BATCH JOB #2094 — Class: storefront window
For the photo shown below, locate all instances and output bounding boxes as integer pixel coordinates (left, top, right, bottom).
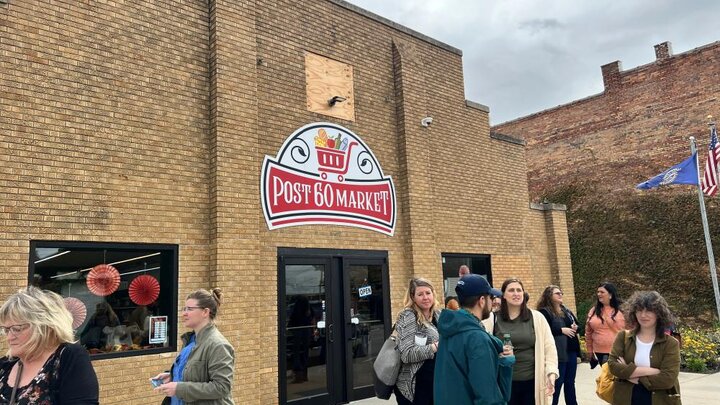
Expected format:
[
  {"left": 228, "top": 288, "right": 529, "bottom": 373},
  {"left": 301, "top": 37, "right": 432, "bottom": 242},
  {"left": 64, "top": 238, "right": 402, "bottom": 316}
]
[
  {"left": 441, "top": 253, "right": 492, "bottom": 298},
  {"left": 28, "top": 241, "right": 178, "bottom": 359}
]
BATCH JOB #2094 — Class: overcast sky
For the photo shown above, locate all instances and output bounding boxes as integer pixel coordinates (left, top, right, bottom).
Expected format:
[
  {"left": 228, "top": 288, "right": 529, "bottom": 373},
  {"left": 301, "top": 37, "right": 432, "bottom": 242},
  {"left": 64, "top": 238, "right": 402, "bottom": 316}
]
[{"left": 347, "top": 0, "right": 720, "bottom": 125}]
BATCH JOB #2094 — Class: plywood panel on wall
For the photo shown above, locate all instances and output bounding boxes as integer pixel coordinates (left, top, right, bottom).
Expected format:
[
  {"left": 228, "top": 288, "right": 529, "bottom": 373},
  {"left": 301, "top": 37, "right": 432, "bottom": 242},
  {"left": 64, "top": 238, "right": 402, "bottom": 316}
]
[{"left": 306, "top": 51, "right": 355, "bottom": 121}]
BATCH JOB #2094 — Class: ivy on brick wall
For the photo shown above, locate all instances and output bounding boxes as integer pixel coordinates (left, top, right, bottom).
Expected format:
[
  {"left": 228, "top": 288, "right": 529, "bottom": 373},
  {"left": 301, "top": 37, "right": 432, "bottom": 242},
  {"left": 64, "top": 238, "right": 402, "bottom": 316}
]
[{"left": 543, "top": 183, "right": 718, "bottom": 325}]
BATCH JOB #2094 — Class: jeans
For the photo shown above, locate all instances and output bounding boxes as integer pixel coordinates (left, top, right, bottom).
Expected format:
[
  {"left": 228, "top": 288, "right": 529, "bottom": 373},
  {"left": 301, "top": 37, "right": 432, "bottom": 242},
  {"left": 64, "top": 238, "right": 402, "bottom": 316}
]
[{"left": 552, "top": 352, "right": 578, "bottom": 405}]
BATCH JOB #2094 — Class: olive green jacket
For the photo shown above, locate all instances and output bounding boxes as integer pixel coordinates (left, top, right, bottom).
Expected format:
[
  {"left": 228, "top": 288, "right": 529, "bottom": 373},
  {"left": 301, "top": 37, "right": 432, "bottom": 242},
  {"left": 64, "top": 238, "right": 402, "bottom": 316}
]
[
  {"left": 171, "top": 323, "right": 235, "bottom": 405},
  {"left": 608, "top": 329, "right": 681, "bottom": 405}
]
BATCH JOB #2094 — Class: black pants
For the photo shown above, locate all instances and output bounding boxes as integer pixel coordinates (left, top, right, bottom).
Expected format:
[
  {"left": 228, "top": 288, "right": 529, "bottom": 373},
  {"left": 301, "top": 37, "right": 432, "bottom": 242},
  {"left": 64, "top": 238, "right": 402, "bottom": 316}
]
[
  {"left": 596, "top": 352, "right": 610, "bottom": 365},
  {"left": 631, "top": 384, "right": 652, "bottom": 405},
  {"left": 394, "top": 386, "right": 433, "bottom": 405},
  {"left": 509, "top": 379, "right": 535, "bottom": 405}
]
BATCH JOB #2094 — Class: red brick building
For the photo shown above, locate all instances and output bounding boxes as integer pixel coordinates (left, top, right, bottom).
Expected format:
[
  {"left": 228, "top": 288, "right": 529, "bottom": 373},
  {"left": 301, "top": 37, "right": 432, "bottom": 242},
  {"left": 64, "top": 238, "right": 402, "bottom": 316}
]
[{"left": 493, "top": 41, "right": 720, "bottom": 201}]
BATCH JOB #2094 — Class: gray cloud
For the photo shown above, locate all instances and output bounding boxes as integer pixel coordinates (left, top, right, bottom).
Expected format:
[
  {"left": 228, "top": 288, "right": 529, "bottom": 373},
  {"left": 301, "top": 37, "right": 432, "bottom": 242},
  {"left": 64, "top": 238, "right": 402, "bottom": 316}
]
[
  {"left": 518, "top": 18, "right": 564, "bottom": 35},
  {"left": 348, "top": 0, "right": 720, "bottom": 124}
]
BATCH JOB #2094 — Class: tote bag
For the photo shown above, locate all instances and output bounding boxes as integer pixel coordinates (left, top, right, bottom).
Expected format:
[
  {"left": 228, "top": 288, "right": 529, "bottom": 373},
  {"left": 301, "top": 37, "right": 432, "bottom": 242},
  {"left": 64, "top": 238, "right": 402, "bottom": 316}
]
[
  {"left": 595, "top": 362, "right": 615, "bottom": 403},
  {"left": 372, "top": 331, "right": 400, "bottom": 399}
]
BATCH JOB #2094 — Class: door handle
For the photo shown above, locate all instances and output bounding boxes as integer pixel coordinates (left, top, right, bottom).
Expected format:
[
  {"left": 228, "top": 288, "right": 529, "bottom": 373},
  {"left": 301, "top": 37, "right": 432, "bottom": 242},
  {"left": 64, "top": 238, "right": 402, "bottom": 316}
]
[{"left": 328, "top": 323, "right": 334, "bottom": 343}]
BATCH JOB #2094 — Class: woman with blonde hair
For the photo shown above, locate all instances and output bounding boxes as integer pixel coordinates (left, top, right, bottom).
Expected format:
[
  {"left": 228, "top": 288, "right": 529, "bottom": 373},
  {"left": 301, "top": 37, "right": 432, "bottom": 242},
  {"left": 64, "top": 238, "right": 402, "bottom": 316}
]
[
  {"left": 394, "top": 278, "right": 441, "bottom": 405},
  {"left": 151, "top": 288, "right": 235, "bottom": 405},
  {"left": 0, "top": 286, "right": 99, "bottom": 404}
]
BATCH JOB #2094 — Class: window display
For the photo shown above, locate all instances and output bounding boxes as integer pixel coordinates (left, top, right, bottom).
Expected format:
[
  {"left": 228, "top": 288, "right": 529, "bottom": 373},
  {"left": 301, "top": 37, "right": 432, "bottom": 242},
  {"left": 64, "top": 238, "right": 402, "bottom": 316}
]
[{"left": 28, "top": 241, "right": 178, "bottom": 359}]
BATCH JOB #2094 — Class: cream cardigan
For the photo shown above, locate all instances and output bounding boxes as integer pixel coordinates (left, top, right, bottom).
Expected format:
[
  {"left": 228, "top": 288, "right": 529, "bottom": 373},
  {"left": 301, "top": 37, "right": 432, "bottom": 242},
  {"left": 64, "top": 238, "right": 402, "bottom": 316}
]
[{"left": 483, "top": 310, "right": 559, "bottom": 405}]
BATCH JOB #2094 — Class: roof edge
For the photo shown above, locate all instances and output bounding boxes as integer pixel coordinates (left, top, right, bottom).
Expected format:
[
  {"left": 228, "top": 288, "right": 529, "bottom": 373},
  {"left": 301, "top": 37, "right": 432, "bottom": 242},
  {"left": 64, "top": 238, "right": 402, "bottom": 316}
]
[
  {"left": 328, "top": 0, "right": 463, "bottom": 56},
  {"left": 466, "top": 100, "right": 490, "bottom": 112},
  {"left": 490, "top": 131, "right": 526, "bottom": 146}
]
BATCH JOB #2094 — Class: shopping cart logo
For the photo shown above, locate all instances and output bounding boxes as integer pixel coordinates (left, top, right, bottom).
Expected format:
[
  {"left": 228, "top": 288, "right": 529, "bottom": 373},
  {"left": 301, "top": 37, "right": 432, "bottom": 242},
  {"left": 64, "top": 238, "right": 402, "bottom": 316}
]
[{"left": 261, "top": 122, "right": 396, "bottom": 236}]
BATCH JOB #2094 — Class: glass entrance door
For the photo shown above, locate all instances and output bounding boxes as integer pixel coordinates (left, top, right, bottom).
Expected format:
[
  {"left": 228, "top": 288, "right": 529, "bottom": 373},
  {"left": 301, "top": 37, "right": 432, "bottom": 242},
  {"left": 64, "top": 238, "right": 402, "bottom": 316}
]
[
  {"left": 345, "top": 261, "right": 388, "bottom": 400},
  {"left": 279, "top": 249, "right": 390, "bottom": 405}
]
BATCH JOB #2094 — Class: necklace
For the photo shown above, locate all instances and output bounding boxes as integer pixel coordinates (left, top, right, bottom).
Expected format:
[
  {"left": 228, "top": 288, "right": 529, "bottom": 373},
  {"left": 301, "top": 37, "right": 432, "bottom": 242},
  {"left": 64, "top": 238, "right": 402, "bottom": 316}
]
[{"left": 9, "top": 361, "right": 23, "bottom": 405}]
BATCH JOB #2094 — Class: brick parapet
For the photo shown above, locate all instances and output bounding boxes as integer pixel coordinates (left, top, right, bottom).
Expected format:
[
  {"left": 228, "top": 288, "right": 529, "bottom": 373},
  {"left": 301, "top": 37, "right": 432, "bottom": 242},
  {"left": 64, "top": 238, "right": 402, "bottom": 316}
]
[{"left": 493, "top": 40, "right": 720, "bottom": 202}]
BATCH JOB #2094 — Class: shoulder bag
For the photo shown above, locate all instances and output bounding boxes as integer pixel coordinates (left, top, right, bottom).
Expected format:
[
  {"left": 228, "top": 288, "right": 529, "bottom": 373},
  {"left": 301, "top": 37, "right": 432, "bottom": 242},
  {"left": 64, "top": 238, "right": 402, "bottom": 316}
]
[
  {"left": 595, "top": 362, "right": 615, "bottom": 403},
  {"left": 372, "top": 327, "right": 400, "bottom": 400}
]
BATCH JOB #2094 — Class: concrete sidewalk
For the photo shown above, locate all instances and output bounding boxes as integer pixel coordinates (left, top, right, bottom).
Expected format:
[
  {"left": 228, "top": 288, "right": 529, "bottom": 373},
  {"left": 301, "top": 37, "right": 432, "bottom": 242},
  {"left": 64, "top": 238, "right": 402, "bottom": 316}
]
[{"left": 351, "top": 362, "right": 720, "bottom": 404}]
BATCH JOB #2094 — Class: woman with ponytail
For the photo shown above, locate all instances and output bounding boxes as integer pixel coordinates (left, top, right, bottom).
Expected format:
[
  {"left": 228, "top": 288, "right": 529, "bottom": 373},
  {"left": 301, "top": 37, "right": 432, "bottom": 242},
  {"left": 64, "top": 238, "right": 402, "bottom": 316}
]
[{"left": 151, "top": 288, "right": 235, "bottom": 405}]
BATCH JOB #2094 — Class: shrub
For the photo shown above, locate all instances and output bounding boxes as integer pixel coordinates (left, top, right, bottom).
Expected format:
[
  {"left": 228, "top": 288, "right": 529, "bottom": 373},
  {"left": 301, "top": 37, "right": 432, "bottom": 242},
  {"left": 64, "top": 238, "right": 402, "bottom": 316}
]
[
  {"left": 685, "top": 357, "right": 707, "bottom": 373},
  {"left": 680, "top": 326, "right": 720, "bottom": 372}
]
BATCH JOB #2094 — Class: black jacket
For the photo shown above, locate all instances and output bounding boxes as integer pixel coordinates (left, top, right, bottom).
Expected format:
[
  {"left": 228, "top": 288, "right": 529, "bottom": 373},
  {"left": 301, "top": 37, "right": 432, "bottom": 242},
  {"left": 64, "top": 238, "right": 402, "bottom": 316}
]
[
  {"left": 0, "top": 343, "right": 99, "bottom": 405},
  {"left": 539, "top": 306, "right": 581, "bottom": 362}
]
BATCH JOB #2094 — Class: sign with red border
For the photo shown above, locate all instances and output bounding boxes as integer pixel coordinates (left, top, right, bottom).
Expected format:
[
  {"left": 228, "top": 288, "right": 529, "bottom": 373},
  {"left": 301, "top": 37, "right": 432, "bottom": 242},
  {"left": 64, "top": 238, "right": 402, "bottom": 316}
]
[{"left": 261, "top": 123, "right": 396, "bottom": 236}]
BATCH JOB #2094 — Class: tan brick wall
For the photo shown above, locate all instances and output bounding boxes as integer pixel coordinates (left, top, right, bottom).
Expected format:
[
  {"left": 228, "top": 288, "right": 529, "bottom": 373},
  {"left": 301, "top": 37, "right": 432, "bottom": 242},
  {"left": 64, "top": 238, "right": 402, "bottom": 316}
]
[
  {"left": 527, "top": 204, "right": 577, "bottom": 311},
  {"left": 0, "top": 1, "right": 211, "bottom": 403},
  {"left": 1, "top": 0, "right": 573, "bottom": 403}
]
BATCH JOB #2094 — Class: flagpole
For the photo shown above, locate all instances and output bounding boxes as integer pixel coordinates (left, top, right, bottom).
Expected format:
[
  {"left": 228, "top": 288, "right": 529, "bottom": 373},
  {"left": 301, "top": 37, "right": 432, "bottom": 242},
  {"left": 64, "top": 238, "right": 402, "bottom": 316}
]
[{"left": 691, "top": 135, "right": 720, "bottom": 322}]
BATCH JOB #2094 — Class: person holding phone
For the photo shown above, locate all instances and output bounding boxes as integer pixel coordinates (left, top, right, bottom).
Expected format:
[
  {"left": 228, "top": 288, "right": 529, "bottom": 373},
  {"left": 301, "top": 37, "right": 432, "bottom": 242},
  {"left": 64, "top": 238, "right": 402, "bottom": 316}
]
[{"left": 150, "top": 288, "right": 235, "bottom": 405}]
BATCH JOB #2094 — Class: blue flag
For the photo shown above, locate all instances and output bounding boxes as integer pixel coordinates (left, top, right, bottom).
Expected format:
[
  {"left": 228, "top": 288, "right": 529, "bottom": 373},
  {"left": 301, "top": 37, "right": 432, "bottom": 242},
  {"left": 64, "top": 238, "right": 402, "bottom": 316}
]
[{"left": 636, "top": 153, "right": 699, "bottom": 189}]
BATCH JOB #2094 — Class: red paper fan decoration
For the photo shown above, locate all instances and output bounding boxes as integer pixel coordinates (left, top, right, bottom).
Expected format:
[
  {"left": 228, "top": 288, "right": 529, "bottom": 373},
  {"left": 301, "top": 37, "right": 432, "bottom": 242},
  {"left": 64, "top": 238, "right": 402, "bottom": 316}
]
[
  {"left": 129, "top": 275, "right": 160, "bottom": 306},
  {"left": 86, "top": 264, "right": 121, "bottom": 297},
  {"left": 63, "top": 297, "right": 87, "bottom": 329}
]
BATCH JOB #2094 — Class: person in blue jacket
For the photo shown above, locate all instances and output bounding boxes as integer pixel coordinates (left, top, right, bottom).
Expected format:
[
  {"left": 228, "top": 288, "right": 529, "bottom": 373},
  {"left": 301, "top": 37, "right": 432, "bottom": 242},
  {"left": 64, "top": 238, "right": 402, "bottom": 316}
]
[{"left": 434, "top": 274, "right": 515, "bottom": 405}]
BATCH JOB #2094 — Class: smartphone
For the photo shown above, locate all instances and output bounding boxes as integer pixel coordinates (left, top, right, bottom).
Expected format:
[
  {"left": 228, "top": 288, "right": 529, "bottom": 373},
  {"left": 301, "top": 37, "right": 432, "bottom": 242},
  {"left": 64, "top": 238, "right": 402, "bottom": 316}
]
[{"left": 150, "top": 378, "right": 164, "bottom": 388}]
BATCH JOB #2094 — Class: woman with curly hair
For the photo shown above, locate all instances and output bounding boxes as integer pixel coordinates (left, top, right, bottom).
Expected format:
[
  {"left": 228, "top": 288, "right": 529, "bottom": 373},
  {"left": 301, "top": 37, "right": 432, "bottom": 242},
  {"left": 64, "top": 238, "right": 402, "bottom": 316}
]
[
  {"left": 607, "top": 291, "right": 681, "bottom": 405},
  {"left": 537, "top": 285, "right": 580, "bottom": 405},
  {"left": 585, "top": 282, "right": 625, "bottom": 367}
]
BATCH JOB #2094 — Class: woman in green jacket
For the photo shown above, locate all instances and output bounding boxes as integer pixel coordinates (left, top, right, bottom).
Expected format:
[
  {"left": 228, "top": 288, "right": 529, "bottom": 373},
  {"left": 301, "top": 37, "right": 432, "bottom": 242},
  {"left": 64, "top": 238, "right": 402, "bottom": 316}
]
[
  {"left": 608, "top": 291, "right": 681, "bottom": 405},
  {"left": 151, "top": 288, "right": 235, "bottom": 405}
]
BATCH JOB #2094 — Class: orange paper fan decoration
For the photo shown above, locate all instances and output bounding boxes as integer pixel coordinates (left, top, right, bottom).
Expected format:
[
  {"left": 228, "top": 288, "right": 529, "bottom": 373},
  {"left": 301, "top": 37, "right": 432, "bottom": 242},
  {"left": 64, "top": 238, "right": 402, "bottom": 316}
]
[
  {"left": 86, "top": 264, "right": 121, "bottom": 297},
  {"left": 63, "top": 297, "right": 87, "bottom": 329},
  {"left": 129, "top": 275, "right": 160, "bottom": 306}
]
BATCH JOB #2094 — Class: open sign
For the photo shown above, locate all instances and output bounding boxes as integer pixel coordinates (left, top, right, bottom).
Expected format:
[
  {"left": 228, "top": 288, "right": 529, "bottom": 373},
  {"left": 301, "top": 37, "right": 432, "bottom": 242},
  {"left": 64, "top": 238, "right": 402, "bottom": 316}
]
[{"left": 358, "top": 285, "right": 372, "bottom": 298}]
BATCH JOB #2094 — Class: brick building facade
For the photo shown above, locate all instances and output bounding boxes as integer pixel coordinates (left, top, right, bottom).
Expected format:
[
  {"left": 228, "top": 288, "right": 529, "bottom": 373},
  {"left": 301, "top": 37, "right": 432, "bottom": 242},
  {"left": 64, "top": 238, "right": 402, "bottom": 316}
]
[
  {"left": 493, "top": 40, "right": 720, "bottom": 201},
  {"left": 1, "top": 1, "right": 572, "bottom": 404}
]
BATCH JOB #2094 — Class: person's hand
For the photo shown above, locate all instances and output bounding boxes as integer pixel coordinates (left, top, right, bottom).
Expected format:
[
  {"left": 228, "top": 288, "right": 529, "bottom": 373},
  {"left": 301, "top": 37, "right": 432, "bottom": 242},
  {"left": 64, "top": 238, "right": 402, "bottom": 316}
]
[
  {"left": 628, "top": 377, "right": 639, "bottom": 384},
  {"left": 155, "top": 381, "right": 178, "bottom": 397},
  {"left": 618, "top": 357, "right": 626, "bottom": 365},
  {"left": 431, "top": 342, "right": 438, "bottom": 353},
  {"left": 150, "top": 372, "right": 171, "bottom": 384},
  {"left": 561, "top": 327, "right": 576, "bottom": 338},
  {"left": 501, "top": 345, "right": 514, "bottom": 357},
  {"left": 545, "top": 374, "right": 556, "bottom": 396}
]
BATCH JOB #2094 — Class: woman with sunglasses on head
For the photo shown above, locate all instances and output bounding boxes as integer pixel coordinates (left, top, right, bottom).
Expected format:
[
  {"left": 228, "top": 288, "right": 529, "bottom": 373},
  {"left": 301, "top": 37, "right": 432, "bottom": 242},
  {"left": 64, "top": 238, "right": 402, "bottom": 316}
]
[
  {"left": 394, "top": 278, "right": 441, "bottom": 405},
  {"left": 151, "top": 288, "right": 235, "bottom": 405},
  {"left": 484, "top": 278, "right": 558, "bottom": 405},
  {"left": 585, "top": 282, "right": 625, "bottom": 368},
  {"left": 0, "top": 286, "right": 99, "bottom": 404},
  {"left": 607, "top": 291, "right": 681, "bottom": 405},
  {"left": 537, "top": 286, "right": 580, "bottom": 405}
]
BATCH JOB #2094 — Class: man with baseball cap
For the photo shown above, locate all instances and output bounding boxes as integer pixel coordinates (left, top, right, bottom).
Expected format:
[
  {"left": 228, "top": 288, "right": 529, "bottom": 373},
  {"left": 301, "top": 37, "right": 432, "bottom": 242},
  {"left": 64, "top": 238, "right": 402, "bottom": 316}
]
[{"left": 434, "top": 274, "right": 514, "bottom": 404}]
